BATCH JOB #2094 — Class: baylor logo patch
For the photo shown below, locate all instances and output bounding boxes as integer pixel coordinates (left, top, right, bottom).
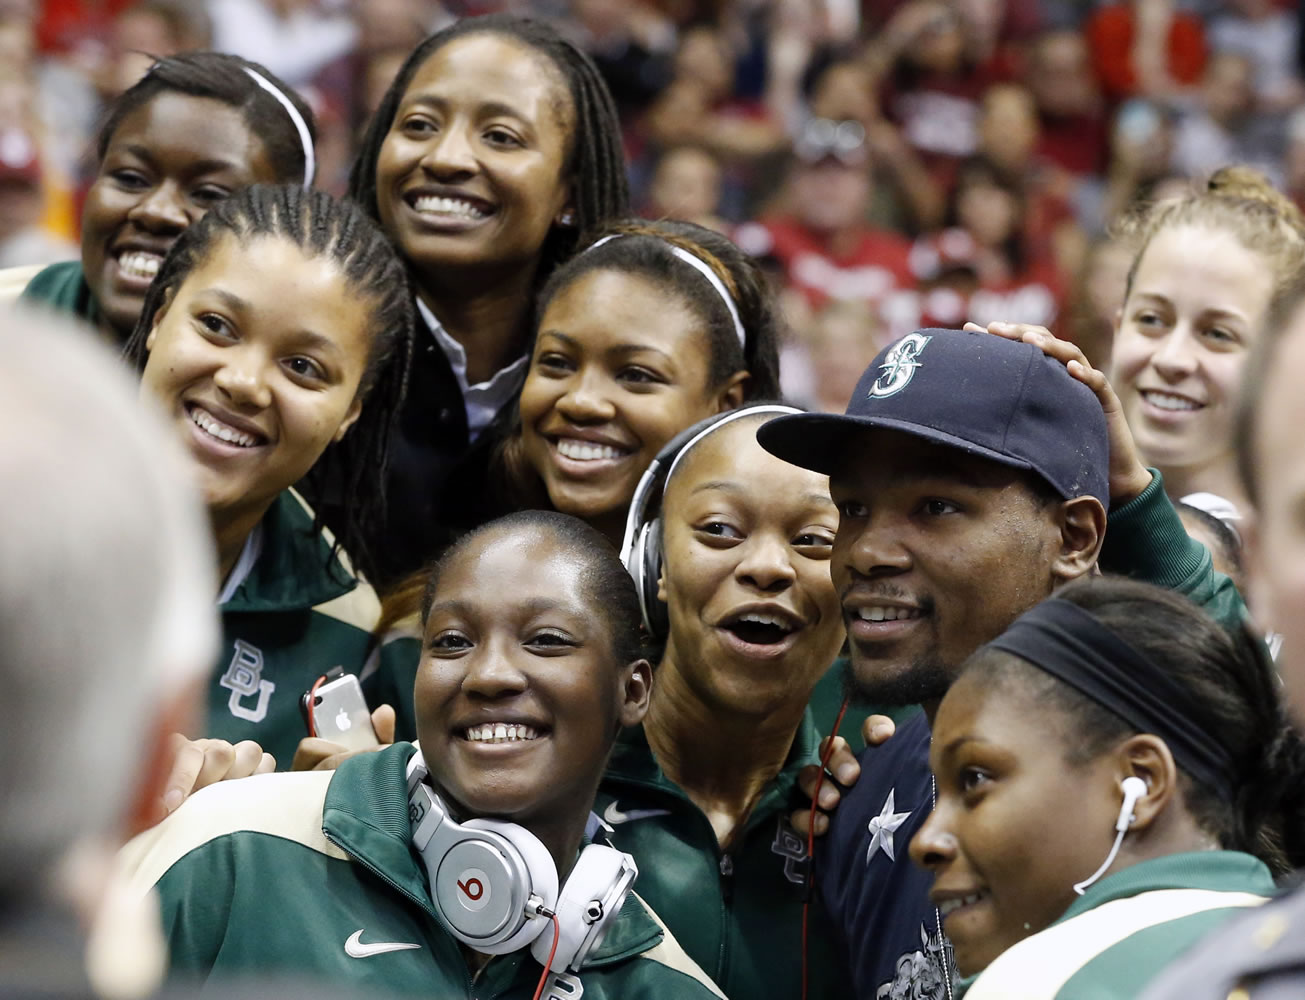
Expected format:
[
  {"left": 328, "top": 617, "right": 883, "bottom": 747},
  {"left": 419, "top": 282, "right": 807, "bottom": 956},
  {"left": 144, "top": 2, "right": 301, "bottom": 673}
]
[
  {"left": 219, "top": 639, "right": 275, "bottom": 723},
  {"left": 868, "top": 332, "right": 932, "bottom": 398}
]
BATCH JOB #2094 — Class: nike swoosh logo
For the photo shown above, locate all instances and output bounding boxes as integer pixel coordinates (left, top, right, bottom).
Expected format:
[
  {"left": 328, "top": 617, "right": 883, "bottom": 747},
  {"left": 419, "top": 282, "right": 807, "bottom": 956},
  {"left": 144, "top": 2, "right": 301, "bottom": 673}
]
[
  {"left": 345, "top": 929, "right": 421, "bottom": 958},
  {"left": 603, "top": 801, "right": 672, "bottom": 825}
]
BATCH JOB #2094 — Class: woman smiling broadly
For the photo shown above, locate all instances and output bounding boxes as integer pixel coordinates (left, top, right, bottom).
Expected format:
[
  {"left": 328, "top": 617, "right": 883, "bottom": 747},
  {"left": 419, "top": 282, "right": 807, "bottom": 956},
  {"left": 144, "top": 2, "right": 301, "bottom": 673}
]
[
  {"left": 336, "top": 15, "right": 630, "bottom": 587},
  {"left": 17, "top": 52, "right": 316, "bottom": 344},
  {"left": 510, "top": 219, "right": 782, "bottom": 543},
  {"left": 913, "top": 577, "right": 1305, "bottom": 999},
  {"left": 126, "top": 184, "right": 415, "bottom": 770},
  {"left": 1111, "top": 167, "right": 1305, "bottom": 515},
  {"left": 593, "top": 405, "right": 851, "bottom": 999},
  {"left": 122, "top": 512, "right": 723, "bottom": 1000}
]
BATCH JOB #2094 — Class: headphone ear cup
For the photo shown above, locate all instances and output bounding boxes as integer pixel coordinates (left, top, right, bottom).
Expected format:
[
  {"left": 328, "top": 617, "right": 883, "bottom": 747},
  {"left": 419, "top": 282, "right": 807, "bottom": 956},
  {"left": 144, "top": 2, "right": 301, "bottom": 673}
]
[
  {"left": 530, "top": 845, "right": 638, "bottom": 974},
  {"left": 429, "top": 817, "right": 559, "bottom": 955},
  {"left": 640, "top": 520, "right": 668, "bottom": 640}
]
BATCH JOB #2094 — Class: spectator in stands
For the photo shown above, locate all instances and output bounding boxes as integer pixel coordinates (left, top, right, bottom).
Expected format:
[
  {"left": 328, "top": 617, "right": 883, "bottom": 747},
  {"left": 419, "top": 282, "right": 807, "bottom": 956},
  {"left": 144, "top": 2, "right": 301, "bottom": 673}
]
[
  {"left": 646, "top": 145, "right": 728, "bottom": 232},
  {"left": 1208, "top": 0, "right": 1303, "bottom": 110},
  {"left": 1025, "top": 28, "right": 1109, "bottom": 180},
  {"left": 1086, "top": 0, "right": 1207, "bottom": 103}
]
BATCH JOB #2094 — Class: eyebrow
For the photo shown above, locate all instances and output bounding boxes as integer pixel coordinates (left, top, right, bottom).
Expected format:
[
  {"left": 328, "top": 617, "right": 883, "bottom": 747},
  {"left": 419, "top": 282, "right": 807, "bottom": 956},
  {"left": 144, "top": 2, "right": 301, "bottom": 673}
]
[
  {"left": 1131, "top": 293, "right": 1250, "bottom": 325},
  {"left": 691, "top": 480, "right": 835, "bottom": 509},
  {"left": 200, "top": 289, "right": 341, "bottom": 355},
  {"left": 118, "top": 145, "right": 245, "bottom": 174},
  {"left": 538, "top": 330, "right": 676, "bottom": 364},
  {"left": 402, "top": 94, "right": 532, "bottom": 124},
  {"left": 425, "top": 596, "right": 577, "bottom": 626}
]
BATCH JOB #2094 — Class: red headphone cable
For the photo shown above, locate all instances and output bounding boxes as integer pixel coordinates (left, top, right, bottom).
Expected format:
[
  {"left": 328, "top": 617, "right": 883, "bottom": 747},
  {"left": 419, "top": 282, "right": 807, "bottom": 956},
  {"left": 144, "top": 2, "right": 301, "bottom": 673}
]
[
  {"left": 802, "top": 696, "right": 850, "bottom": 1000},
  {"left": 531, "top": 913, "right": 562, "bottom": 1000}
]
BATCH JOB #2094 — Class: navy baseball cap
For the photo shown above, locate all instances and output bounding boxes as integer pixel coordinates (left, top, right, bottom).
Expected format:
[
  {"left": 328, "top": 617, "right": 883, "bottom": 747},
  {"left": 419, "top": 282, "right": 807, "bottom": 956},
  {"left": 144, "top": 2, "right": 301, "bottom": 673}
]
[{"left": 758, "top": 328, "right": 1109, "bottom": 506}]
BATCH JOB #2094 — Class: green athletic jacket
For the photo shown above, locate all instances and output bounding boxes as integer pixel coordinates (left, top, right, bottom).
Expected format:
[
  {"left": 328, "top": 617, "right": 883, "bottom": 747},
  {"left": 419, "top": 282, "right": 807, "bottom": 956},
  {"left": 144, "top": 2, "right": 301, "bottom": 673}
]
[
  {"left": 592, "top": 714, "right": 851, "bottom": 1000},
  {"left": 959, "top": 851, "right": 1274, "bottom": 999},
  {"left": 18, "top": 260, "right": 101, "bottom": 328},
  {"left": 120, "top": 743, "right": 726, "bottom": 1000},
  {"left": 211, "top": 490, "right": 416, "bottom": 766}
]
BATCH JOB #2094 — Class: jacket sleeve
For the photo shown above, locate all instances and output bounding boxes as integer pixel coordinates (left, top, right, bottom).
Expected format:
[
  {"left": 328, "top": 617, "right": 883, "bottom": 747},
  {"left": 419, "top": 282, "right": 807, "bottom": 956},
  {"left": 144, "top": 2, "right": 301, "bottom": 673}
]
[{"left": 1099, "top": 470, "right": 1247, "bottom": 633}]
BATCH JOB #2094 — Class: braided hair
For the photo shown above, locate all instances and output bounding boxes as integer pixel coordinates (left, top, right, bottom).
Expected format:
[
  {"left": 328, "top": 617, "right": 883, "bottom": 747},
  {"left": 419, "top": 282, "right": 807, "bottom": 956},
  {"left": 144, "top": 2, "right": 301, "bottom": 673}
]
[
  {"left": 538, "top": 219, "right": 783, "bottom": 397},
  {"left": 96, "top": 51, "right": 317, "bottom": 187},
  {"left": 123, "top": 184, "right": 414, "bottom": 578},
  {"left": 349, "top": 13, "right": 629, "bottom": 286}
]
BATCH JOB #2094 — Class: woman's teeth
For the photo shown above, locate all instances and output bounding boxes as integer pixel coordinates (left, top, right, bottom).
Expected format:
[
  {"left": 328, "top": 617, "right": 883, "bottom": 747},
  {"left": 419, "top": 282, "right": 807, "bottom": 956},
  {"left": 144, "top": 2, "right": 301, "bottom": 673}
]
[
  {"left": 118, "top": 251, "right": 162, "bottom": 280},
  {"left": 938, "top": 892, "right": 985, "bottom": 917},
  {"left": 1142, "top": 390, "right": 1201, "bottom": 412},
  {"left": 856, "top": 606, "right": 923, "bottom": 622},
  {"left": 464, "top": 723, "right": 539, "bottom": 743},
  {"left": 413, "top": 195, "right": 489, "bottom": 220},
  {"left": 736, "top": 613, "right": 794, "bottom": 632},
  {"left": 557, "top": 438, "right": 626, "bottom": 462},
  {"left": 191, "top": 408, "right": 259, "bottom": 448}
]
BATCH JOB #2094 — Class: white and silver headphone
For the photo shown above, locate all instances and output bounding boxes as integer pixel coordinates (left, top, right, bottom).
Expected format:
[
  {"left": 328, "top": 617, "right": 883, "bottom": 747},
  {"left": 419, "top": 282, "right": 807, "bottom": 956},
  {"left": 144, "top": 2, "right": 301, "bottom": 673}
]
[{"left": 406, "top": 751, "right": 638, "bottom": 973}]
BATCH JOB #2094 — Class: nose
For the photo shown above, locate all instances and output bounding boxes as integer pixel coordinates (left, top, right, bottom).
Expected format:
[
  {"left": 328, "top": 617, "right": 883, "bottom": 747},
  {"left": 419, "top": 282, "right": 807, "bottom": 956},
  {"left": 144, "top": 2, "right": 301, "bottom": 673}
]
[
  {"left": 736, "top": 532, "right": 797, "bottom": 594},
  {"left": 125, "top": 180, "right": 191, "bottom": 233},
  {"left": 420, "top": 121, "right": 478, "bottom": 179},
  {"left": 843, "top": 512, "right": 912, "bottom": 579},
  {"left": 909, "top": 800, "right": 957, "bottom": 872},
  {"left": 460, "top": 644, "right": 529, "bottom": 701},
  {"left": 1149, "top": 327, "right": 1200, "bottom": 381},
  {"left": 554, "top": 367, "right": 617, "bottom": 424},
  {"left": 212, "top": 346, "right": 273, "bottom": 410}
]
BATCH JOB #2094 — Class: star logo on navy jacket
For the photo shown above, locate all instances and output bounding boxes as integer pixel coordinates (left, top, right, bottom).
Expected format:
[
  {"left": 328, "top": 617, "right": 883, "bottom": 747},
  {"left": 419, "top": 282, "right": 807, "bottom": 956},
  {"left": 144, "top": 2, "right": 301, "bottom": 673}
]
[{"left": 866, "top": 788, "right": 912, "bottom": 865}]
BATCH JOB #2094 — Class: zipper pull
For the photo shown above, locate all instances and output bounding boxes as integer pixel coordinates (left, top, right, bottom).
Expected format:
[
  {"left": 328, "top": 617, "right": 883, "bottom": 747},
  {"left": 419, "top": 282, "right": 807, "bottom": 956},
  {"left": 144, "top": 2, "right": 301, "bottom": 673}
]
[{"left": 719, "top": 854, "right": 734, "bottom": 877}]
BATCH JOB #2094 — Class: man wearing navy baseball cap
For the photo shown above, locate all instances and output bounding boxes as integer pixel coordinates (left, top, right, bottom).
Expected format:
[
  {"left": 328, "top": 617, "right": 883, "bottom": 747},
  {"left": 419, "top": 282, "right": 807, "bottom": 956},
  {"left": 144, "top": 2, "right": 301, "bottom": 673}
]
[{"left": 759, "top": 326, "right": 1248, "bottom": 999}]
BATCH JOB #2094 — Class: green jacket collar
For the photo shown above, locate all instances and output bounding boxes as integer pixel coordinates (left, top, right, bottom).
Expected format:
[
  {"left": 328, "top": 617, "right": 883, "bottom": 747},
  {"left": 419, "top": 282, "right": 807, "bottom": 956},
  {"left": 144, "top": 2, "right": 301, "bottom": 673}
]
[
  {"left": 221, "top": 491, "right": 355, "bottom": 614},
  {"left": 606, "top": 709, "right": 821, "bottom": 829},
  {"left": 19, "top": 261, "right": 103, "bottom": 330},
  {"left": 322, "top": 743, "right": 666, "bottom": 968},
  {"left": 1056, "top": 850, "right": 1275, "bottom": 924}
]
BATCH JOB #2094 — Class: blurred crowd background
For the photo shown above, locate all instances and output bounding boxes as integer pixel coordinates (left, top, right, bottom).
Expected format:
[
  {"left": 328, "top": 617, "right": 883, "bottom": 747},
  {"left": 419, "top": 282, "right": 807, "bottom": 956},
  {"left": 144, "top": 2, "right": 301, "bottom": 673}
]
[{"left": 4, "top": 0, "right": 1300, "bottom": 409}]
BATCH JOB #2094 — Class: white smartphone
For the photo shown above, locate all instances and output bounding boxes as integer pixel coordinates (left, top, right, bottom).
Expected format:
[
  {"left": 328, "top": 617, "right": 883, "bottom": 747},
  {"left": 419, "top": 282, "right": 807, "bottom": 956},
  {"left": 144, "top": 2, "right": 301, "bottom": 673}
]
[{"left": 301, "top": 672, "right": 379, "bottom": 751}]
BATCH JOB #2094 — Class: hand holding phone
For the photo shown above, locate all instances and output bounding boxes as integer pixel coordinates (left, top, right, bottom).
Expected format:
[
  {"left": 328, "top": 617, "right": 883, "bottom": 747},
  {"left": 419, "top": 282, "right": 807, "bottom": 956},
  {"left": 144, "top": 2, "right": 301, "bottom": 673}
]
[{"left": 301, "top": 670, "right": 380, "bottom": 752}]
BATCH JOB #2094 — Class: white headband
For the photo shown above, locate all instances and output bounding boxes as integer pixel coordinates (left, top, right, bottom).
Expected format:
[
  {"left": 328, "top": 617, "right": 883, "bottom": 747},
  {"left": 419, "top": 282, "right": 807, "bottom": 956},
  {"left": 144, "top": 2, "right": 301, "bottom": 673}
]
[
  {"left": 588, "top": 234, "right": 747, "bottom": 349},
  {"left": 242, "top": 68, "right": 315, "bottom": 189}
]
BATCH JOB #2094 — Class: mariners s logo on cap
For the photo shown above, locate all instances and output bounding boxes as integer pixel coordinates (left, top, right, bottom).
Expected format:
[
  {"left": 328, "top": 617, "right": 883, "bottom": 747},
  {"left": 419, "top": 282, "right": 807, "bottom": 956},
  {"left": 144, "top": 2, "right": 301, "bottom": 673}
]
[{"left": 868, "top": 333, "right": 931, "bottom": 398}]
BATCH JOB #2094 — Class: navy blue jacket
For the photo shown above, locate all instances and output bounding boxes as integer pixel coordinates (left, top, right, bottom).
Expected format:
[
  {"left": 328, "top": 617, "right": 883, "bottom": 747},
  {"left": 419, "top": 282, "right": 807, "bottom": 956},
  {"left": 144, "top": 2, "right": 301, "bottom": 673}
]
[{"left": 819, "top": 711, "right": 956, "bottom": 1000}]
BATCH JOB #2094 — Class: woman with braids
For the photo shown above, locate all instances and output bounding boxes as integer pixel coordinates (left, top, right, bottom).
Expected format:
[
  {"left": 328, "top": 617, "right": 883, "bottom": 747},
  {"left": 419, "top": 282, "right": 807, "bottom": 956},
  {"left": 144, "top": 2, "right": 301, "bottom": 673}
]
[
  {"left": 13, "top": 52, "right": 316, "bottom": 345},
  {"left": 334, "top": 13, "right": 631, "bottom": 587},
  {"left": 125, "top": 183, "right": 416, "bottom": 770},
  {"left": 911, "top": 576, "right": 1305, "bottom": 998},
  {"left": 1110, "top": 166, "right": 1305, "bottom": 516}
]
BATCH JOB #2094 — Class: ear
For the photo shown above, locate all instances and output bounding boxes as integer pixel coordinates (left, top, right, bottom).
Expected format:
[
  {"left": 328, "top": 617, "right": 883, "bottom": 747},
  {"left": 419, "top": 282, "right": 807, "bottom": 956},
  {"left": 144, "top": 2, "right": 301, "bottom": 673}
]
[
  {"left": 332, "top": 395, "right": 364, "bottom": 443},
  {"left": 1050, "top": 496, "right": 1106, "bottom": 584},
  {"left": 1112, "top": 305, "right": 1124, "bottom": 339},
  {"left": 656, "top": 566, "right": 667, "bottom": 604},
  {"left": 554, "top": 191, "right": 577, "bottom": 228},
  {"left": 712, "top": 371, "right": 750, "bottom": 413},
  {"left": 618, "top": 658, "right": 654, "bottom": 727},
  {"left": 145, "top": 286, "right": 176, "bottom": 353},
  {"left": 1110, "top": 733, "right": 1179, "bottom": 834}
]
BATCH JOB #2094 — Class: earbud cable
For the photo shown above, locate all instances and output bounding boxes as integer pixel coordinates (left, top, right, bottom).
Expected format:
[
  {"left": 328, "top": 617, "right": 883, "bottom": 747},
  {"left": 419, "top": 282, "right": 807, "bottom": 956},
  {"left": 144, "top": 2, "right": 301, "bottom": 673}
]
[
  {"left": 531, "top": 913, "right": 562, "bottom": 1000},
  {"left": 1072, "top": 826, "right": 1127, "bottom": 896},
  {"left": 802, "top": 696, "right": 850, "bottom": 1000}
]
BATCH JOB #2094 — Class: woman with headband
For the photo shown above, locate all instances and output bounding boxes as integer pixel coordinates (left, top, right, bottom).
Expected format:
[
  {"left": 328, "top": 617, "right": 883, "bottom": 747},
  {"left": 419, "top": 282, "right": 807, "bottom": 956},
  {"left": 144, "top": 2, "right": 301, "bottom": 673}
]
[
  {"left": 911, "top": 576, "right": 1305, "bottom": 998},
  {"left": 16, "top": 52, "right": 317, "bottom": 345},
  {"left": 506, "top": 219, "right": 782, "bottom": 545},
  {"left": 591, "top": 404, "right": 851, "bottom": 999}
]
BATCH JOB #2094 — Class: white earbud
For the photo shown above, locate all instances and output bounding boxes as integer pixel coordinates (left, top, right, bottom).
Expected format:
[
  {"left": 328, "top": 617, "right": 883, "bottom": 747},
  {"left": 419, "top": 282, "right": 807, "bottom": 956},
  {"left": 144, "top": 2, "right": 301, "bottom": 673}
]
[{"left": 1115, "top": 776, "right": 1148, "bottom": 832}]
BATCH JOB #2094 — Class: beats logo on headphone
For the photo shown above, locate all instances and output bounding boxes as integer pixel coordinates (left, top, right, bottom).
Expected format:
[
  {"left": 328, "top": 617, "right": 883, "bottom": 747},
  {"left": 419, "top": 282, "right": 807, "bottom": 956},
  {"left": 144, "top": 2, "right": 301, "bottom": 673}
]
[{"left": 406, "top": 751, "right": 638, "bottom": 973}]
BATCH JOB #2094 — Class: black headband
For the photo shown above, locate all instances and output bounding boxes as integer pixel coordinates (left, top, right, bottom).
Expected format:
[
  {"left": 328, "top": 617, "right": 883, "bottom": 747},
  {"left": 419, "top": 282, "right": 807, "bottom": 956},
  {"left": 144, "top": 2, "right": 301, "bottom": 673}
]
[{"left": 983, "top": 598, "right": 1235, "bottom": 800}]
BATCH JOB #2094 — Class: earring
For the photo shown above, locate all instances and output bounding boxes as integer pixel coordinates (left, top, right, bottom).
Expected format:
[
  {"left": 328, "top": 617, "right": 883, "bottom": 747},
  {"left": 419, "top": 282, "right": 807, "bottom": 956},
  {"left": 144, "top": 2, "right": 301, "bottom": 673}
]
[{"left": 559, "top": 211, "right": 575, "bottom": 226}]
